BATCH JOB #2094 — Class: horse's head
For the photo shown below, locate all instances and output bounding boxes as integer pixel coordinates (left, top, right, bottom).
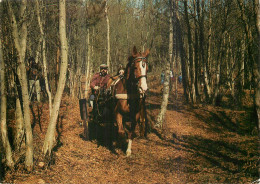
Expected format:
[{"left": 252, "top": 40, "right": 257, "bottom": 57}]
[{"left": 126, "top": 46, "right": 150, "bottom": 94}]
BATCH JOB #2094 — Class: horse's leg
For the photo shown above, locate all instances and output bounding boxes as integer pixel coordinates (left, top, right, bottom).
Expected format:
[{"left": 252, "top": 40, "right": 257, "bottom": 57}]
[
  {"left": 126, "top": 139, "right": 132, "bottom": 157},
  {"left": 115, "top": 112, "right": 125, "bottom": 139},
  {"left": 139, "top": 102, "right": 146, "bottom": 138},
  {"left": 126, "top": 113, "right": 138, "bottom": 157}
]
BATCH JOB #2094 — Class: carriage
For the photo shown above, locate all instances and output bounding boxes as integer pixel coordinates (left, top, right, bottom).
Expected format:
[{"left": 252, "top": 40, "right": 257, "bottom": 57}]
[
  {"left": 79, "top": 46, "right": 149, "bottom": 156},
  {"left": 79, "top": 87, "right": 113, "bottom": 141}
]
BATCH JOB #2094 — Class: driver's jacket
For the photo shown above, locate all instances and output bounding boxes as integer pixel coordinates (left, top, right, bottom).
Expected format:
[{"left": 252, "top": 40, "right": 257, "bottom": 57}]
[{"left": 90, "top": 72, "right": 111, "bottom": 90}]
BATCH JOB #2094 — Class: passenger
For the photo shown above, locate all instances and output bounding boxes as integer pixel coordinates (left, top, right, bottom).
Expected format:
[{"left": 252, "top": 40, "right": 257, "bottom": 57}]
[{"left": 89, "top": 64, "right": 111, "bottom": 108}]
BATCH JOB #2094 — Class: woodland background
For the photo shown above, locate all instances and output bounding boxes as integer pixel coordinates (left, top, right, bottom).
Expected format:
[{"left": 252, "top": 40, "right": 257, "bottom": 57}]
[{"left": 0, "top": 0, "right": 259, "bottom": 182}]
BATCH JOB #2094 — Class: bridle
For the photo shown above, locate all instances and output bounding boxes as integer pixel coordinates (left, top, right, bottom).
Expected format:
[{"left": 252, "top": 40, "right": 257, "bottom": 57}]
[
  {"left": 129, "top": 56, "right": 148, "bottom": 96},
  {"left": 131, "top": 56, "right": 147, "bottom": 81}
]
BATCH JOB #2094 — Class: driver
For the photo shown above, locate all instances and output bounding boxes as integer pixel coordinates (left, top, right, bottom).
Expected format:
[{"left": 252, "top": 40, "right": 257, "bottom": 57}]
[{"left": 89, "top": 64, "right": 111, "bottom": 108}]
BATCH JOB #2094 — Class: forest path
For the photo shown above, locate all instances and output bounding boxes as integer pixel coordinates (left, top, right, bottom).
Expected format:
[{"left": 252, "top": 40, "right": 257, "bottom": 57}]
[{"left": 5, "top": 77, "right": 258, "bottom": 184}]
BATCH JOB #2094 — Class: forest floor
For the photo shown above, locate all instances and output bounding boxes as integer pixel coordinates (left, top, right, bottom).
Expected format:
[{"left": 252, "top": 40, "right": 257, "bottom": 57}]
[{"left": 2, "top": 75, "right": 259, "bottom": 184}]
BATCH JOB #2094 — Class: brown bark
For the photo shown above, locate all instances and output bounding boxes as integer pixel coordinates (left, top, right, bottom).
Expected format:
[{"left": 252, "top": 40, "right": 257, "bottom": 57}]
[
  {"left": 184, "top": 0, "right": 196, "bottom": 103},
  {"left": 254, "top": 0, "right": 260, "bottom": 131},
  {"left": 176, "top": 3, "right": 189, "bottom": 102}
]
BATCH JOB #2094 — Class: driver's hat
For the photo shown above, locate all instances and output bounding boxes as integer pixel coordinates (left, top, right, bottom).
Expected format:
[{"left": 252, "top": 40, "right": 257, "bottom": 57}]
[{"left": 100, "top": 64, "right": 108, "bottom": 70}]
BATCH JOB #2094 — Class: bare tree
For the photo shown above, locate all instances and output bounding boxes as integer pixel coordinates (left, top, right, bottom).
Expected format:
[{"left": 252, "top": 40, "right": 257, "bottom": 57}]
[
  {"left": 204, "top": 0, "right": 213, "bottom": 101},
  {"left": 84, "top": 28, "right": 91, "bottom": 98},
  {"left": 36, "top": 0, "right": 53, "bottom": 117},
  {"left": 184, "top": 0, "right": 196, "bottom": 103},
  {"left": 155, "top": 0, "right": 173, "bottom": 129},
  {"left": 7, "top": 0, "right": 34, "bottom": 171},
  {"left": 14, "top": 97, "right": 25, "bottom": 152},
  {"left": 105, "top": 0, "right": 111, "bottom": 68},
  {"left": 0, "top": 30, "right": 14, "bottom": 170},
  {"left": 42, "top": 0, "right": 69, "bottom": 156},
  {"left": 254, "top": 0, "right": 260, "bottom": 131}
]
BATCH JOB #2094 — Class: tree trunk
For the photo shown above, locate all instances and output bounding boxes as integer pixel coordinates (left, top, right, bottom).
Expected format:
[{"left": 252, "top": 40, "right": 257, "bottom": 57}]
[
  {"left": 213, "top": 34, "right": 224, "bottom": 106},
  {"left": 240, "top": 39, "right": 245, "bottom": 88},
  {"left": 204, "top": 59, "right": 211, "bottom": 100},
  {"left": 184, "top": 0, "right": 196, "bottom": 103},
  {"left": 254, "top": 0, "right": 260, "bottom": 131},
  {"left": 84, "top": 28, "right": 91, "bottom": 98},
  {"left": 8, "top": 0, "right": 34, "bottom": 171},
  {"left": 193, "top": 0, "right": 200, "bottom": 100},
  {"left": 43, "top": 0, "right": 68, "bottom": 156},
  {"left": 0, "top": 32, "right": 14, "bottom": 169},
  {"left": 213, "top": 2, "right": 230, "bottom": 105},
  {"left": 176, "top": 3, "right": 189, "bottom": 102},
  {"left": 169, "top": 0, "right": 174, "bottom": 93},
  {"left": 36, "top": 0, "right": 52, "bottom": 117},
  {"left": 15, "top": 98, "right": 25, "bottom": 151},
  {"left": 56, "top": 47, "right": 60, "bottom": 91},
  {"left": 156, "top": 62, "right": 170, "bottom": 129},
  {"left": 204, "top": 0, "right": 213, "bottom": 101},
  {"left": 105, "top": 1, "right": 111, "bottom": 69},
  {"left": 155, "top": 0, "right": 173, "bottom": 128}
]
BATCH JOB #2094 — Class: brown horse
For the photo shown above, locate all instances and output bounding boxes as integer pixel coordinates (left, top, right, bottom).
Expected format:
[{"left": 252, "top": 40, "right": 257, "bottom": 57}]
[{"left": 109, "top": 46, "right": 149, "bottom": 157}]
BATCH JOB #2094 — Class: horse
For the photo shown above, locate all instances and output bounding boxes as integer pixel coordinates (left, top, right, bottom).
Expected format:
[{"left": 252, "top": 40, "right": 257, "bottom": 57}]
[{"left": 109, "top": 46, "right": 149, "bottom": 157}]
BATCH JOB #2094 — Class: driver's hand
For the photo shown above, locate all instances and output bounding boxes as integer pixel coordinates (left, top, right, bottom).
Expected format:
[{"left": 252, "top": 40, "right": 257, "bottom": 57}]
[{"left": 94, "top": 86, "right": 99, "bottom": 90}]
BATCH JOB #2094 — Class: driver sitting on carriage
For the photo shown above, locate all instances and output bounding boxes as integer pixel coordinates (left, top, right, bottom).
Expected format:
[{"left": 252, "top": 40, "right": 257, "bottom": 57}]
[{"left": 89, "top": 64, "right": 111, "bottom": 121}]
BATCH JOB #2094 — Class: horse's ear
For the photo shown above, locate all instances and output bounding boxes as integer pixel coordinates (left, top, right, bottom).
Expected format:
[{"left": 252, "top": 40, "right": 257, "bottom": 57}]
[
  {"left": 132, "top": 46, "right": 138, "bottom": 56},
  {"left": 144, "top": 49, "right": 150, "bottom": 57}
]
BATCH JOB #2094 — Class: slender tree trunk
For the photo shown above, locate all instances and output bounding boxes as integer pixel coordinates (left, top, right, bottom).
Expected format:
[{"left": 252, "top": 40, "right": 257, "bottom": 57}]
[
  {"left": 68, "top": 56, "right": 75, "bottom": 99},
  {"left": 36, "top": 0, "right": 52, "bottom": 117},
  {"left": 240, "top": 39, "right": 245, "bottom": 87},
  {"left": 213, "top": 34, "right": 225, "bottom": 105},
  {"left": 176, "top": 4, "right": 189, "bottom": 102},
  {"left": 184, "top": 0, "right": 196, "bottom": 103},
  {"left": 15, "top": 98, "right": 25, "bottom": 151},
  {"left": 254, "top": 0, "right": 260, "bottom": 131},
  {"left": 156, "top": 62, "right": 170, "bottom": 128},
  {"left": 169, "top": 0, "right": 174, "bottom": 92},
  {"left": 56, "top": 47, "right": 60, "bottom": 91},
  {"left": 237, "top": 0, "right": 255, "bottom": 91},
  {"left": 0, "top": 32, "right": 14, "bottom": 169},
  {"left": 155, "top": 0, "right": 173, "bottom": 128},
  {"left": 204, "top": 0, "right": 213, "bottom": 101},
  {"left": 8, "top": 0, "right": 33, "bottom": 171},
  {"left": 227, "top": 34, "right": 236, "bottom": 100},
  {"left": 105, "top": 1, "right": 110, "bottom": 68},
  {"left": 43, "top": 0, "right": 68, "bottom": 156},
  {"left": 213, "top": 2, "right": 230, "bottom": 105},
  {"left": 193, "top": 0, "right": 200, "bottom": 100},
  {"left": 84, "top": 28, "right": 91, "bottom": 98}
]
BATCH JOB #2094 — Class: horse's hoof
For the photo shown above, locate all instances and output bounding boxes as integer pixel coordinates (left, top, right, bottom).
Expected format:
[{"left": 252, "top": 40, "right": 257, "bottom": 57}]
[{"left": 126, "top": 150, "right": 131, "bottom": 157}]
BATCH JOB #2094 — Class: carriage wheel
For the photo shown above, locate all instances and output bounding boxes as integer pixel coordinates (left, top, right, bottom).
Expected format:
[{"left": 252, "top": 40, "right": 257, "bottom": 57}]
[
  {"left": 80, "top": 99, "right": 89, "bottom": 140},
  {"left": 83, "top": 119, "right": 89, "bottom": 140}
]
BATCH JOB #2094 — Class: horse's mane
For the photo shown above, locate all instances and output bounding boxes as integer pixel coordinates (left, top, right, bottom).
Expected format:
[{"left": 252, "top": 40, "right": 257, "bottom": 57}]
[{"left": 124, "top": 56, "right": 134, "bottom": 80}]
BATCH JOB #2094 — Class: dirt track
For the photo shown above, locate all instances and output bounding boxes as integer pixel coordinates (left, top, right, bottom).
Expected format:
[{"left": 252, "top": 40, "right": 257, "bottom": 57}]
[{"left": 4, "top": 78, "right": 259, "bottom": 184}]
